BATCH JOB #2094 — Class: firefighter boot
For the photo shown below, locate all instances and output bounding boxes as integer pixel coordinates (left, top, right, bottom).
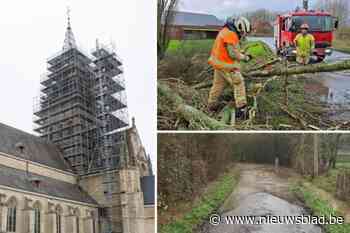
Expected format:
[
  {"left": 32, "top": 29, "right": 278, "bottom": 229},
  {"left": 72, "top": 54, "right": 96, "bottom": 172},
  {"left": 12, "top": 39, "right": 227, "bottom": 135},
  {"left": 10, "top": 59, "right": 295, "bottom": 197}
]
[
  {"left": 208, "top": 101, "right": 225, "bottom": 113},
  {"left": 236, "top": 105, "right": 249, "bottom": 120}
]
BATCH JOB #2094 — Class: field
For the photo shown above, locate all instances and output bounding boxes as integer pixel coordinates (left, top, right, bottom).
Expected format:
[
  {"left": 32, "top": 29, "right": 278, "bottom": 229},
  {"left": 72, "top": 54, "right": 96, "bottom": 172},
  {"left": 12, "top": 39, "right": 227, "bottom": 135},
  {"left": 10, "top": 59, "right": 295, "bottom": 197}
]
[
  {"left": 167, "top": 32, "right": 350, "bottom": 56},
  {"left": 166, "top": 40, "right": 213, "bottom": 55},
  {"left": 337, "top": 154, "right": 350, "bottom": 169},
  {"left": 333, "top": 27, "right": 350, "bottom": 54}
]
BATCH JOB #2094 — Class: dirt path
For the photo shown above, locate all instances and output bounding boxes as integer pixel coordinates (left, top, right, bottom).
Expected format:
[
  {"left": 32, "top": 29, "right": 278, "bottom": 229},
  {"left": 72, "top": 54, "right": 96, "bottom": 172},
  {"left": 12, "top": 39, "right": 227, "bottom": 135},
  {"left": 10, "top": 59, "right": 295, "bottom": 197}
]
[{"left": 198, "top": 163, "right": 323, "bottom": 233}]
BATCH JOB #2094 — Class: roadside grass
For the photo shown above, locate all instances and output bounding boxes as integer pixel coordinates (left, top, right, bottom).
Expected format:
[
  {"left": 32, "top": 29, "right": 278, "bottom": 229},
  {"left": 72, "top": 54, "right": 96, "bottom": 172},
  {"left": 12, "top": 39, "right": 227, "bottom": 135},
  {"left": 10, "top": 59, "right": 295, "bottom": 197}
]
[
  {"left": 159, "top": 168, "right": 239, "bottom": 233},
  {"left": 312, "top": 169, "right": 340, "bottom": 194},
  {"left": 291, "top": 183, "right": 350, "bottom": 233}
]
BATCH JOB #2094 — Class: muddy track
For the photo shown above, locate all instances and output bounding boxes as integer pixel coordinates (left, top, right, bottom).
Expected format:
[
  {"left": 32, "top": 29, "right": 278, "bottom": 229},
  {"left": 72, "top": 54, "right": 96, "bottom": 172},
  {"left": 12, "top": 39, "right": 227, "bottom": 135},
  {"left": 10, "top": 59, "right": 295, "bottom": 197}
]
[{"left": 197, "top": 164, "right": 323, "bottom": 233}]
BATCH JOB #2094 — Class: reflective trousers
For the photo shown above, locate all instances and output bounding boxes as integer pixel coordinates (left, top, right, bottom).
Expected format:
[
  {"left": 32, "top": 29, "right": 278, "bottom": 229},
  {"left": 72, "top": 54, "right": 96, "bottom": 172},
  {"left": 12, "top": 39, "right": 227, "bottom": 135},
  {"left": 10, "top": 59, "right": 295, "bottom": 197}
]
[{"left": 208, "top": 69, "right": 247, "bottom": 108}]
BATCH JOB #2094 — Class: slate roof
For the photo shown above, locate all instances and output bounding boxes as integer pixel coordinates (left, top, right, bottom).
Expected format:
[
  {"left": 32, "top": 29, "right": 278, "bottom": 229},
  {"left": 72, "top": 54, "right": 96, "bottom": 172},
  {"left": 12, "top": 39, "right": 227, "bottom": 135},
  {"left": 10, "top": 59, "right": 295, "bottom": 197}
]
[
  {"left": 0, "top": 122, "right": 73, "bottom": 173},
  {"left": 169, "top": 11, "right": 224, "bottom": 27},
  {"left": 0, "top": 164, "right": 97, "bottom": 205},
  {"left": 140, "top": 176, "right": 155, "bottom": 205}
]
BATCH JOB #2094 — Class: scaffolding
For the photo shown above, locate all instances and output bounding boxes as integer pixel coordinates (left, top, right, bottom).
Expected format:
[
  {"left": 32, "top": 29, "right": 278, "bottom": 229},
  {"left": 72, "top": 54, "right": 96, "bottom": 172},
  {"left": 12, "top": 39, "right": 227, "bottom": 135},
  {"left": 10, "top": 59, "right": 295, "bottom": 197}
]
[
  {"left": 33, "top": 12, "right": 132, "bottom": 233},
  {"left": 33, "top": 43, "right": 129, "bottom": 175}
]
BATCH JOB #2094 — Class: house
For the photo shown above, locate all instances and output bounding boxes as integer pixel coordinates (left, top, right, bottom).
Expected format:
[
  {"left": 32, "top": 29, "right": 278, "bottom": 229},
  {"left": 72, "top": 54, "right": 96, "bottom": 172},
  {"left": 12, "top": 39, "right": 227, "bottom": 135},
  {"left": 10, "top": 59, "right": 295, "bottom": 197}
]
[{"left": 166, "top": 11, "right": 224, "bottom": 40}]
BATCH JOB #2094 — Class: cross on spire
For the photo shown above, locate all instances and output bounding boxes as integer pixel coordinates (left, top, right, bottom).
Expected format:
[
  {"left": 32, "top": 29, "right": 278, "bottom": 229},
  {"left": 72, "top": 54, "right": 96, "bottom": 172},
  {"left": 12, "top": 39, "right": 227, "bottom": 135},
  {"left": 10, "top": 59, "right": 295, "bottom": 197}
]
[
  {"left": 63, "top": 7, "right": 77, "bottom": 51},
  {"left": 67, "top": 7, "right": 71, "bottom": 28}
]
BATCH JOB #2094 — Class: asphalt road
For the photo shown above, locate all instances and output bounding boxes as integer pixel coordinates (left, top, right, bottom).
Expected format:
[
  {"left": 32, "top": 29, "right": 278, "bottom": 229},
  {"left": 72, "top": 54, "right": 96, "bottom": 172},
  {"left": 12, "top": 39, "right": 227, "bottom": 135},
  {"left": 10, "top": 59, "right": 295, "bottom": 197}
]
[{"left": 198, "top": 164, "right": 323, "bottom": 233}]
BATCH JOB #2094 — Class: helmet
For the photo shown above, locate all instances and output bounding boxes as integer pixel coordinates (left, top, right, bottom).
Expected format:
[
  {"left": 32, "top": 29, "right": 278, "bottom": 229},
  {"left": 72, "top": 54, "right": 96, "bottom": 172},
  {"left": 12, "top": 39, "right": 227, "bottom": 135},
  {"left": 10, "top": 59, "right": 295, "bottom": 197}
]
[
  {"left": 235, "top": 17, "right": 252, "bottom": 34},
  {"left": 300, "top": 23, "right": 309, "bottom": 29},
  {"left": 225, "top": 16, "right": 236, "bottom": 30},
  {"left": 225, "top": 16, "right": 251, "bottom": 34}
]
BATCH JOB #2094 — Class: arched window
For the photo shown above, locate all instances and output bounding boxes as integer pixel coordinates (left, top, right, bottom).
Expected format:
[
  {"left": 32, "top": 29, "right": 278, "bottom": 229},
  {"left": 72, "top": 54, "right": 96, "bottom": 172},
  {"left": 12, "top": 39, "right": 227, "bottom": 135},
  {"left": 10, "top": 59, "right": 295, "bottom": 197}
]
[
  {"left": 6, "top": 197, "right": 17, "bottom": 232},
  {"left": 76, "top": 216, "right": 79, "bottom": 233},
  {"left": 91, "top": 211, "right": 96, "bottom": 233},
  {"left": 33, "top": 202, "right": 41, "bottom": 233},
  {"left": 92, "top": 219, "right": 96, "bottom": 233},
  {"left": 73, "top": 208, "right": 80, "bottom": 233},
  {"left": 56, "top": 205, "right": 63, "bottom": 233}
]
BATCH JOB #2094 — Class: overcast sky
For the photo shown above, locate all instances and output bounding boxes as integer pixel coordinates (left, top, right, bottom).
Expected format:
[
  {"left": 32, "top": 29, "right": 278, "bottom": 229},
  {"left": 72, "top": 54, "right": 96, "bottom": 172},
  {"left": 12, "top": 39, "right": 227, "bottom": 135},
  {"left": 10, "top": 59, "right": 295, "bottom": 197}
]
[
  {"left": 0, "top": 0, "right": 156, "bottom": 168},
  {"left": 179, "top": 0, "right": 318, "bottom": 19}
]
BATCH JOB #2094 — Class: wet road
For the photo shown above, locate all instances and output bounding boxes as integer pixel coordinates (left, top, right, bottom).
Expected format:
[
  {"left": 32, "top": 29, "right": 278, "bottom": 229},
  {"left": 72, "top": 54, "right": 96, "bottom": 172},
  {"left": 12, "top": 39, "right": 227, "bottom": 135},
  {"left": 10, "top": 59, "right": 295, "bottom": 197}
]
[
  {"left": 198, "top": 164, "right": 323, "bottom": 233},
  {"left": 250, "top": 37, "right": 350, "bottom": 122}
]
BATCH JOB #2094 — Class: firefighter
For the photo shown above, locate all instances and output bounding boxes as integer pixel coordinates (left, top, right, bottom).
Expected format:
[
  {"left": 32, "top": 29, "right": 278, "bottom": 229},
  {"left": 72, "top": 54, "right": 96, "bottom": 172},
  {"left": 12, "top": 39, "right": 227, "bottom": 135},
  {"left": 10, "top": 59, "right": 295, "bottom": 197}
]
[
  {"left": 293, "top": 23, "right": 315, "bottom": 65},
  {"left": 207, "top": 16, "right": 252, "bottom": 119}
]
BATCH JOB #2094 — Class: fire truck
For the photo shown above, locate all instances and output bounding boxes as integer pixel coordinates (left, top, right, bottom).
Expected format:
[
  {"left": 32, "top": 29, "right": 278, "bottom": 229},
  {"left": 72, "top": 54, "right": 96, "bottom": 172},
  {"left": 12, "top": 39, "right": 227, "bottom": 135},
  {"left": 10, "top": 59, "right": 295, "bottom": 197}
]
[{"left": 274, "top": 0, "right": 338, "bottom": 62}]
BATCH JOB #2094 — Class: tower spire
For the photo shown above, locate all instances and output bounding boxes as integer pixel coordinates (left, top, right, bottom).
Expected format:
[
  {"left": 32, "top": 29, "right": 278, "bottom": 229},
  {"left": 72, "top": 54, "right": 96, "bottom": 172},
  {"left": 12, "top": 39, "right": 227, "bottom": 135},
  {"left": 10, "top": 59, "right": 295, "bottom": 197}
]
[{"left": 63, "top": 7, "right": 77, "bottom": 51}]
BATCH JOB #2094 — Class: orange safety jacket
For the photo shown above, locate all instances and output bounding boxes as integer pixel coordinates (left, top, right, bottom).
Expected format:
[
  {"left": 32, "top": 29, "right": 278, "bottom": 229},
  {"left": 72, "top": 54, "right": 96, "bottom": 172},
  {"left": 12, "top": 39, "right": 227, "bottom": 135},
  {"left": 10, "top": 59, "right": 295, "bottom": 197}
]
[{"left": 208, "top": 27, "right": 241, "bottom": 71}]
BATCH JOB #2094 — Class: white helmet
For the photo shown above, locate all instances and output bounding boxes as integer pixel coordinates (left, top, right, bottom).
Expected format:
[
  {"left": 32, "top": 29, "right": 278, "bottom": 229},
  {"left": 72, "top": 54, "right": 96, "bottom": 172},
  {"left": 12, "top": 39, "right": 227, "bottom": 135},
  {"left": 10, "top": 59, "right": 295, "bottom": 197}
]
[{"left": 234, "top": 17, "right": 251, "bottom": 34}]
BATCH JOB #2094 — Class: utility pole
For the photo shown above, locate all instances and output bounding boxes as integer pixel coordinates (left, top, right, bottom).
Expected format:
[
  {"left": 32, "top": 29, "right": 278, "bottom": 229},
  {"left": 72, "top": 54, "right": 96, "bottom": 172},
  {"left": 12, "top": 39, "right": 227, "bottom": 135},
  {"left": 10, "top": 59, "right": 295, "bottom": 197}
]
[
  {"left": 313, "top": 134, "right": 319, "bottom": 177},
  {"left": 303, "top": 0, "right": 309, "bottom": 11}
]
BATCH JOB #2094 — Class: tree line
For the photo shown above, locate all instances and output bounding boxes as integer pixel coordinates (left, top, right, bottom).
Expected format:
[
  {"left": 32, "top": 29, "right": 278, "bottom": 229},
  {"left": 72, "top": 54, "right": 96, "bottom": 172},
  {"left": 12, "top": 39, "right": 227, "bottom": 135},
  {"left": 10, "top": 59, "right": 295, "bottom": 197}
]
[{"left": 158, "top": 133, "right": 348, "bottom": 206}]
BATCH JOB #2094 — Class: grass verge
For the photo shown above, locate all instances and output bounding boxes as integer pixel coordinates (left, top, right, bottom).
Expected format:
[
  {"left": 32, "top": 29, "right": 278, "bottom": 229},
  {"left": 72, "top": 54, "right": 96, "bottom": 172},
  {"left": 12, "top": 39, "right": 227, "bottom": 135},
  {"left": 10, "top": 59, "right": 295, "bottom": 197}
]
[
  {"left": 333, "top": 39, "right": 350, "bottom": 54},
  {"left": 159, "top": 168, "right": 239, "bottom": 233},
  {"left": 312, "top": 169, "right": 341, "bottom": 195},
  {"left": 291, "top": 183, "right": 350, "bottom": 233}
]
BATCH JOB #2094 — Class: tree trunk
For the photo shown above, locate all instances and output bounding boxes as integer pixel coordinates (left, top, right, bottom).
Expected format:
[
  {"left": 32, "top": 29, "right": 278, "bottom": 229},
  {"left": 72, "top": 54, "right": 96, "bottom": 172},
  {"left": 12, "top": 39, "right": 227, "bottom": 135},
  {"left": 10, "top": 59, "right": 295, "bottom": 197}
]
[
  {"left": 332, "top": 159, "right": 336, "bottom": 169},
  {"left": 158, "top": 82, "right": 229, "bottom": 130},
  {"left": 193, "top": 60, "right": 350, "bottom": 89},
  {"left": 244, "top": 59, "right": 350, "bottom": 78}
]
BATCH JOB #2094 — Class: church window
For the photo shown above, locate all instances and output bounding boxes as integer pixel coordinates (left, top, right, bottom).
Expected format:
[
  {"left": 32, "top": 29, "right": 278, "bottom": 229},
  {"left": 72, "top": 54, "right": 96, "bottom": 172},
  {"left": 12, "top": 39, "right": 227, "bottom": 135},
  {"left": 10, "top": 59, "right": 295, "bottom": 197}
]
[
  {"left": 6, "top": 206, "right": 16, "bottom": 232},
  {"left": 56, "top": 213, "right": 62, "bottom": 233},
  {"left": 76, "top": 216, "right": 80, "bottom": 233},
  {"left": 34, "top": 207, "right": 41, "bottom": 233}
]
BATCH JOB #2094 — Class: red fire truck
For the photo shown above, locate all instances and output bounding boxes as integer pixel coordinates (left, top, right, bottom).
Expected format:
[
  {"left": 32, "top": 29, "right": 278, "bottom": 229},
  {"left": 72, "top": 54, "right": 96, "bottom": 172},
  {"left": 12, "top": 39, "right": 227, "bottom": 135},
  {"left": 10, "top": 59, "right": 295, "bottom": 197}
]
[{"left": 274, "top": 0, "right": 338, "bottom": 62}]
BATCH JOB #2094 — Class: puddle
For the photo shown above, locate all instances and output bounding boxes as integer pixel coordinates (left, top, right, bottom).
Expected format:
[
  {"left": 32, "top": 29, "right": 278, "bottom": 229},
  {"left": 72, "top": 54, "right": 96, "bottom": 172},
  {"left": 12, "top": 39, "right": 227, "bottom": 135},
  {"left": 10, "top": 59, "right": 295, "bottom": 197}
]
[
  {"left": 206, "top": 192, "right": 323, "bottom": 233},
  {"left": 198, "top": 164, "right": 324, "bottom": 233},
  {"left": 251, "top": 37, "right": 350, "bottom": 123},
  {"left": 307, "top": 71, "right": 350, "bottom": 122}
]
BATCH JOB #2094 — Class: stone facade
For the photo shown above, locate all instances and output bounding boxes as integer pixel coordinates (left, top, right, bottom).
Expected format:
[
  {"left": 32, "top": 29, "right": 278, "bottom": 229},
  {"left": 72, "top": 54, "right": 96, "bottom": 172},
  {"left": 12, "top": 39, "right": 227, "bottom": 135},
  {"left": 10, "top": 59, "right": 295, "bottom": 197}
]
[
  {"left": 79, "top": 121, "right": 155, "bottom": 233},
  {"left": 0, "top": 122, "right": 155, "bottom": 233},
  {"left": 0, "top": 188, "right": 98, "bottom": 233}
]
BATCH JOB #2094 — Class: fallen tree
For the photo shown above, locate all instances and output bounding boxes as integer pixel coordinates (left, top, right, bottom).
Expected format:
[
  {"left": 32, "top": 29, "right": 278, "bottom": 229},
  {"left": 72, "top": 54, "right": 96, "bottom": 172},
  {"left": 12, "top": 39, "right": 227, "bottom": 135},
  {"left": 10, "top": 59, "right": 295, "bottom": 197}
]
[
  {"left": 158, "top": 82, "right": 230, "bottom": 130},
  {"left": 194, "top": 59, "right": 350, "bottom": 90},
  {"left": 192, "top": 41, "right": 350, "bottom": 90},
  {"left": 244, "top": 59, "right": 350, "bottom": 78},
  {"left": 158, "top": 40, "right": 350, "bottom": 130}
]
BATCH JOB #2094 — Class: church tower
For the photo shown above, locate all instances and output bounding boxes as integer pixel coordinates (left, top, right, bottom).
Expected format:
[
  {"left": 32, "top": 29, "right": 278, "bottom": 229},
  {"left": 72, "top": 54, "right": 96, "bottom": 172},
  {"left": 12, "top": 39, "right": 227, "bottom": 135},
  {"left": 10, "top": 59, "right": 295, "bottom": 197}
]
[
  {"left": 33, "top": 10, "right": 153, "bottom": 233},
  {"left": 33, "top": 9, "right": 129, "bottom": 175}
]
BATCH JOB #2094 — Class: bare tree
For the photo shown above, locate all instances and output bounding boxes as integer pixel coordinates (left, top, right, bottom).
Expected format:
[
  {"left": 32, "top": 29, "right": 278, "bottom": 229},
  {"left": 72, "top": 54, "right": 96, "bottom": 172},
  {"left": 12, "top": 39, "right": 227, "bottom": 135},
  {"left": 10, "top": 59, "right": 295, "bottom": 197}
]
[
  {"left": 321, "top": 134, "right": 342, "bottom": 170},
  {"left": 157, "top": 0, "right": 178, "bottom": 59},
  {"left": 314, "top": 0, "right": 349, "bottom": 26}
]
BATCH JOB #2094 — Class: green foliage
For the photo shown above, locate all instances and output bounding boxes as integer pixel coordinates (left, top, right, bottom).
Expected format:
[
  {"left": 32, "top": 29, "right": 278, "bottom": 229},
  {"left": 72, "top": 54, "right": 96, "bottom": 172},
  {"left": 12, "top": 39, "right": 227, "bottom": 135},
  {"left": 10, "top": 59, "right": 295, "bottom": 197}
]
[
  {"left": 160, "top": 171, "right": 239, "bottom": 233},
  {"left": 291, "top": 184, "right": 350, "bottom": 233}
]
